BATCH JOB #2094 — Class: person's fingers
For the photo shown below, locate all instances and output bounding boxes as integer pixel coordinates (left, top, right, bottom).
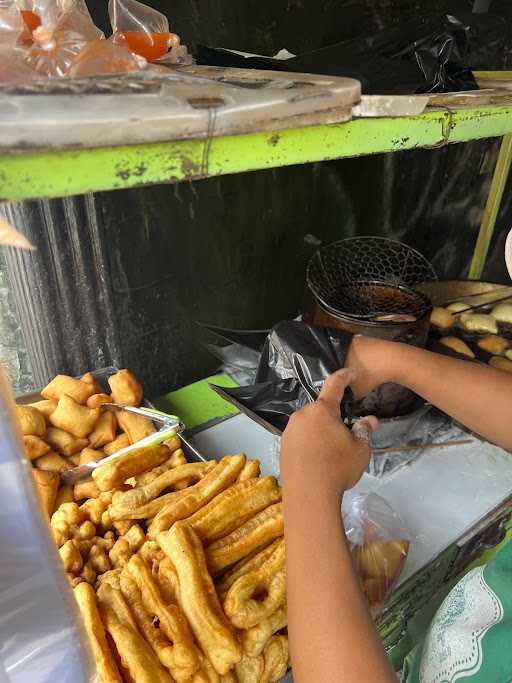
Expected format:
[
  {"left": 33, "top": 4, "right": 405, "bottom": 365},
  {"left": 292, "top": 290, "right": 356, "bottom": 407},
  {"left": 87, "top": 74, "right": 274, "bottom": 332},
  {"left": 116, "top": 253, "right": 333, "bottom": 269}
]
[
  {"left": 317, "top": 369, "right": 356, "bottom": 410},
  {"left": 351, "top": 415, "right": 378, "bottom": 444}
]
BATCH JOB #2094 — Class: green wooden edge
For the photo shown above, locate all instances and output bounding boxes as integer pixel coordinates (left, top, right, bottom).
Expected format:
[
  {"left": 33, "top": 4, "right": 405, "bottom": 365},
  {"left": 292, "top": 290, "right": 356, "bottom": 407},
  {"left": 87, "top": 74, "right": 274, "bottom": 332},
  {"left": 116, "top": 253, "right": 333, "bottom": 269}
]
[{"left": 2, "top": 105, "right": 512, "bottom": 201}]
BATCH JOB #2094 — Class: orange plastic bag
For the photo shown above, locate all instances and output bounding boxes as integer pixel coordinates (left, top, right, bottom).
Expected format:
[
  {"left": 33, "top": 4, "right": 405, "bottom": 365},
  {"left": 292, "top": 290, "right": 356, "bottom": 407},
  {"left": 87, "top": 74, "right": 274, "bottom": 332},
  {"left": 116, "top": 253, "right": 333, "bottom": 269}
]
[
  {"left": 69, "top": 37, "right": 145, "bottom": 76},
  {"left": 108, "top": 0, "right": 179, "bottom": 61},
  {"left": 26, "top": 0, "right": 103, "bottom": 77}
]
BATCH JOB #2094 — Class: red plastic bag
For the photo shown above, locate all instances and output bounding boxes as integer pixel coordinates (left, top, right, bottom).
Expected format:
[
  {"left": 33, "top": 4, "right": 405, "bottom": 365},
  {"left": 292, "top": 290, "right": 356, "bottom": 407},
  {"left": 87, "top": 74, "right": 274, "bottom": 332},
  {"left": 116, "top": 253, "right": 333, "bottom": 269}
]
[
  {"left": 68, "top": 37, "right": 145, "bottom": 76},
  {"left": 108, "top": 0, "right": 180, "bottom": 61},
  {"left": 342, "top": 490, "right": 410, "bottom": 611},
  {"left": 26, "top": 0, "right": 103, "bottom": 77}
]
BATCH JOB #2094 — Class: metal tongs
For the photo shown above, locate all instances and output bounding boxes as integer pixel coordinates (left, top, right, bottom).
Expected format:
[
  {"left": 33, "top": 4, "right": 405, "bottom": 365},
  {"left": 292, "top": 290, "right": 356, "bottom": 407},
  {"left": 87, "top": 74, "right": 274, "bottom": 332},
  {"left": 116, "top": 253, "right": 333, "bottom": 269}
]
[{"left": 61, "top": 404, "right": 184, "bottom": 485}]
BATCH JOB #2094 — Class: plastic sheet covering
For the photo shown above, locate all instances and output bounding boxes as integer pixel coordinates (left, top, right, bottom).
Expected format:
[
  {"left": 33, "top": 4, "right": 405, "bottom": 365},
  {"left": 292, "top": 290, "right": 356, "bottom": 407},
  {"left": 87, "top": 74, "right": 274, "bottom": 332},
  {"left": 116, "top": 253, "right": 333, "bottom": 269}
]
[
  {"left": 198, "top": 12, "right": 507, "bottom": 95},
  {"left": 0, "top": 367, "right": 95, "bottom": 683},
  {"left": 342, "top": 490, "right": 410, "bottom": 610},
  {"left": 68, "top": 36, "right": 145, "bottom": 76}
]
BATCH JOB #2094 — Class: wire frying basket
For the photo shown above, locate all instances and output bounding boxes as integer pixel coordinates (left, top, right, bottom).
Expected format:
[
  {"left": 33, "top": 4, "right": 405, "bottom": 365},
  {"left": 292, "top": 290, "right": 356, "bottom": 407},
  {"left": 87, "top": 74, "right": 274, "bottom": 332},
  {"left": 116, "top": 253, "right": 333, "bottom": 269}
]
[{"left": 307, "top": 237, "right": 437, "bottom": 321}]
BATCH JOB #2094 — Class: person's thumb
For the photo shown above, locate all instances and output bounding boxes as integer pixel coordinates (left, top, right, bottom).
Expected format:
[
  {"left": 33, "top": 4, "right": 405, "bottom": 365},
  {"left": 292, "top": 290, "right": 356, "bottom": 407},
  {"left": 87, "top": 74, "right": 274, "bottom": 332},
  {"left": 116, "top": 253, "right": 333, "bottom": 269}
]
[{"left": 351, "top": 415, "right": 378, "bottom": 447}]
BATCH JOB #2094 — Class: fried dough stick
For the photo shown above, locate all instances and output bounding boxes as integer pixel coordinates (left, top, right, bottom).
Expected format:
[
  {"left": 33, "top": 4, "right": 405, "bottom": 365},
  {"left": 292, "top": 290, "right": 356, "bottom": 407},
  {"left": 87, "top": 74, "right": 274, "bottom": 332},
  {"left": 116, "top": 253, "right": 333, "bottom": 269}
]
[
  {"left": 157, "top": 522, "right": 241, "bottom": 675},
  {"left": 73, "top": 583, "right": 122, "bottom": 683}
]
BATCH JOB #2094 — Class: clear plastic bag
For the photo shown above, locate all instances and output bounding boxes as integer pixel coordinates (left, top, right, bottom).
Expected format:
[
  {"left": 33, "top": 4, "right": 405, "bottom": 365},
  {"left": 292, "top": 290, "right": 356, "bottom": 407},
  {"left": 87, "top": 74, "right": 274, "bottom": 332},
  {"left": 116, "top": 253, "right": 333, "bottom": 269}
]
[
  {"left": 0, "top": 0, "right": 23, "bottom": 44},
  {"left": 26, "top": 0, "right": 103, "bottom": 77},
  {"left": 342, "top": 490, "right": 410, "bottom": 610},
  {"left": 108, "top": 0, "right": 184, "bottom": 62},
  {"left": 69, "top": 36, "right": 146, "bottom": 76}
]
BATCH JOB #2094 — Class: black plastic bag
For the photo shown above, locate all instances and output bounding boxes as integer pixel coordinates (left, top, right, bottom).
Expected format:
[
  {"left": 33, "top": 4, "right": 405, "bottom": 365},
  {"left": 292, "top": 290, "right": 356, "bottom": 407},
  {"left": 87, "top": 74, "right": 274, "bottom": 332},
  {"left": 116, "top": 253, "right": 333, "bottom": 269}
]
[{"left": 198, "top": 13, "right": 506, "bottom": 94}]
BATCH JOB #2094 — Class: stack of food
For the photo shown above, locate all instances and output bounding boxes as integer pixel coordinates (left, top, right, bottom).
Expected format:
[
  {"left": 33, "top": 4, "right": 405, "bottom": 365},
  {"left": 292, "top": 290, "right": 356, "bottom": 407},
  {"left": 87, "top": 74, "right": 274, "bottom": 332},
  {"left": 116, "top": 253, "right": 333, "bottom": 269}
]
[
  {"left": 16, "top": 368, "right": 408, "bottom": 682},
  {"left": 430, "top": 301, "right": 512, "bottom": 371}
]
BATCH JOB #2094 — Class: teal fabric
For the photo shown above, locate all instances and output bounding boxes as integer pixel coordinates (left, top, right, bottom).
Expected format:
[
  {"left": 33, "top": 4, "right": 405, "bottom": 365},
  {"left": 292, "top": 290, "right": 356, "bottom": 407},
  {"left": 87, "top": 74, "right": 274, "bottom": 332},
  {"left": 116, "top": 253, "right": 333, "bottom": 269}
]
[{"left": 402, "top": 542, "right": 512, "bottom": 682}]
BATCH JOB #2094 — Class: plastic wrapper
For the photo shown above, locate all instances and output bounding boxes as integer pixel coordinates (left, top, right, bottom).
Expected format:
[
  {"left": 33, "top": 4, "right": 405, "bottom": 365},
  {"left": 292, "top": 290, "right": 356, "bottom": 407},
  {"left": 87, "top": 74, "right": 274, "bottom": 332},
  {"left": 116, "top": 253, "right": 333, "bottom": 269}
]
[
  {"left": 0, "top": 366, "right": 95, "bottom": 682},
  {"left": 109, "top": 0, "right": 190, "bottom": 64},
  {"left": 26, "top": 0, "right": 104, "bottom": 77},
  {"left": 68, "top": 37, "right": 145, "bottom": 76},
  {"left": 198, "top": 12, "right": 507, "bottom": 95},
  {"left": 0, "top": 0, "right": 23, "bottom": 44},
  {"left": 342, "top": 490, "right": 410, "bottom": 610}
]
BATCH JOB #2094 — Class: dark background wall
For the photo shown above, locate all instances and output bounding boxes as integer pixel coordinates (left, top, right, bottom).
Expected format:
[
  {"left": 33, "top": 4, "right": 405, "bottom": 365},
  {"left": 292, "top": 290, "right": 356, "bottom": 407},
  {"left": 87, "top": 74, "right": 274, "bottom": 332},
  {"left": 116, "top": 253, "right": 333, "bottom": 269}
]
[{"left": 5, "top": 0, "right": 512, "bottom": 396}]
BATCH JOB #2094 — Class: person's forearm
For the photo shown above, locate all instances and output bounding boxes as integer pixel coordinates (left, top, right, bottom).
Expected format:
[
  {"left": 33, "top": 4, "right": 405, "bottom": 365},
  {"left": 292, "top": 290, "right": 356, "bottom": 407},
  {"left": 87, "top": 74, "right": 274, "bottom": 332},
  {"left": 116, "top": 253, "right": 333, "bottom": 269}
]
[
  {"left": 389, "top": 343, "right": 512, "bottom": 451},
  {"left": 282, "top": 475, "right": 396, "bottom": 683}
]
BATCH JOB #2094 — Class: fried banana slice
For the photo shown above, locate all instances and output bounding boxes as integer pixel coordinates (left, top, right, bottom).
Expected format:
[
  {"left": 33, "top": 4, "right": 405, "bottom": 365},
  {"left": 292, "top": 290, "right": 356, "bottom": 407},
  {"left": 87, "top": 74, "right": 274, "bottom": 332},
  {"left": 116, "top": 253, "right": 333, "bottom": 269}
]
[
  {"left": 122, "top": 554, "right": 202, "bottom": 681},
  {"left": 235, "top": 652, "right": 265, "bottom": 683},
  {"left": 206, "top": 503, "right": 284, "bottom": 576},
  {"left": 241, "top": 604, "right": 287, "bottom": 657},
  {"left": 157, "top": 522, "right": 241, "bottom": 675},
  {"left": 186, "top": 476, "right": 281, "bottom": 544},
  {"left": 92, "top": 444, "right": 170, "bottom": 492},
  {"left": 42, "top": 375, "right": 94, "bottom": 404},
  {"left": 260, "top": 635, "right": 289, "bottom": 683},
  {"left": 224, "top": 539, "right": 286, "bottom": 629},
  {"left": 236, "top": 459, "right": 261, "bottom": 482},
  {"left": 216, "top": 539, "right": 283, "bottom": 602},
  {"left": 112, "top": 462, "right": 215, "bottom": 512},
  {"left": 97, "top": 583, "right": 173, "bottom": 683},
  {"left": 74, "top": 582, "right": 123, "bottom": 683},
  {"left": 148, "top": 455, "right": 246, "bottom": 539}
]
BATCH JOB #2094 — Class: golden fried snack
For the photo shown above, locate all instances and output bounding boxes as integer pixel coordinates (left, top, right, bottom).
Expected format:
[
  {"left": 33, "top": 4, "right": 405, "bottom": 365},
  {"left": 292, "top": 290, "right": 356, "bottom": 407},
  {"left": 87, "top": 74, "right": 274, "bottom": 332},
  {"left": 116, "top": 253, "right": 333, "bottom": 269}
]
[
  {"left": 74, "top": 582, "right": 123, "bottom": 683},
  {"left": 123, "top": 554, "right": 202, "bottom": 681},
  {"left": 491, "top": 302, "right": 512, "bottom": 323},
  {"left": 68, "top": 454, "right": 80, "bottom": 466},
  {"left": 489, "top": 355, "right": 512, "bottom": 373},
  {"left": 110, "top": 489, "right": 190, "bottom": 521},
  {"left": 224, "top": 539, "right": 286, "bottom": 629},
  {"left": 79, "top": 447, "right": 104, "bottom": 465},
  {"left": 23, "top": 435, "right": 51, "bottom": 460},
  {"left": 477, "top": 334, "right": 509, "bottom": 355},
  {"left": 460, "top": 313, "right": 498, "bottom": 334},
  {"left": 134, "top": 447, "right": 186, "bottom": 487},
  {"left": 81, "top": 371, "right": 104, "bottom": 395},
  {"left": 97, "top": 583, "right": 173, "bottom": 683},
  {"left": 164, "top": 435, "right": 182, "bottom": 453},
  {"left": 206, "top": 503, "right": 284, "bottom": 576},
  {"left": 60, "top": 539, "right": 84, "bottom": 573},
  {"left": 157, "top": 522, "right": 241, "bottom": 675},
  {"left": 216, "top": 539, "right": 283, "bottom": 602},
  {"left": 118, "top": 410, "right": 156, "bottom": 444},
  {"left": 87, "top": 393, "right": 112, "bottom": 408},
  {"left": 439, "top": 336, "right": 475, "bottom": 359},
  {"left": 430, "top": 307, "right": 453, "bottom": 329},
  {"left": 96, "top": 568, "right": 122, "bottom": 591},
  {"left": 17, "top": 405, "right": 46, "bottom": 436},
  {"left": 32, "top": 469, "right": 59, "bottom": 519},
  {"left": 104, "top": 433, "right": 131, "bottom": 455},
  {"left": 55, "top": 484, "right": 74, "bottom": 509},
  {"left": 110, "top": 524, "right": 146, "bottom": 569},
  {"left": 92, "top": 444, "right": 170, "bottom": 492},
  {"left": 42, "top": 375, "right": 95, "bottom": 404},
  {"left": 156, "top": 557, "right": 180, "bottom": 604},
  {"left": 186, "top": 476, "right": 281, "bottom": 545},
  {"left": 236, "top": 459, "right": 261, "bottom": 482},
  {"left": 112, "top": 462, "right": 216, "bottom": 513},
  {"left": 74, "top": 480, "right": 101, "bottom": 501},
  {"left": 241, "top": 604, "right": 287, "bottom": 657},
  {"left": 28, "top": 399, "right": 57, "bottom": 421},
  {"left": 235, "top": 652, "right": 265, "bottom": 683},
  {"left": 260, "top": 635, "right": 288, "bottom": 683},
  {"left": 45, "top": 427, "right": 88, "bottom": 456},
  {"left": 108, "top": 369, "right": 143, "bottom": 407},
  {"left": 51, "top": 502, "right": 96, "bottom": 547},
  {"left": 89, "top": 411, "right": 117, "bottom": 449},
  {"left": 34, "top": 450, "right": 72, "bottom": 473},
  {"left": 49, "top": 394, "right": 100, "bottom": 438},
  {"left": 148, "top": 454, "right": 246, "bottom": 538},
  {"left": 352, "top": 539, "right": 409, "bottom": 585}
]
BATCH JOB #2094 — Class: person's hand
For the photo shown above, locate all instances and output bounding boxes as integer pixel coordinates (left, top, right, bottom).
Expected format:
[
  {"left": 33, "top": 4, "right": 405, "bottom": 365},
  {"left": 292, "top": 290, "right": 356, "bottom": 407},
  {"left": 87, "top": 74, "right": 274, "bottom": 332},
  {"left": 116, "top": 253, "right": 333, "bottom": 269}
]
[
  {"left": 345, "top": 335, "right": 401, "bottom": 400},
  {"left": 280, "top": 369, "right": 378, "bottom": 496}
]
